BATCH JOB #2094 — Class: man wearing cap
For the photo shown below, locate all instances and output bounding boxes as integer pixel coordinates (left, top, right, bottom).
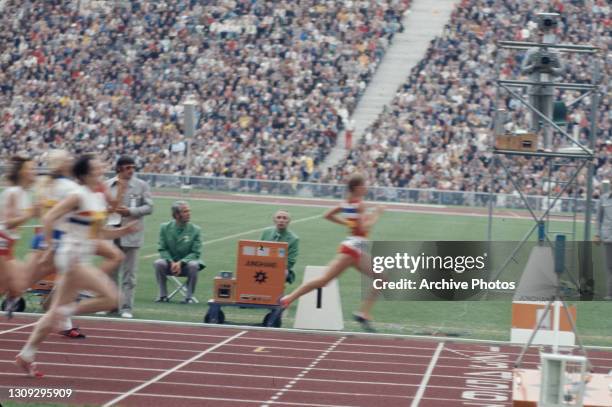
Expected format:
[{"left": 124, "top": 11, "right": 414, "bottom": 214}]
[
  {"left": 259, "top": 209, "right": 299, "bottom": 284},
  {"left": 106, "top": 155, "right": 154, "bottom": 318}
]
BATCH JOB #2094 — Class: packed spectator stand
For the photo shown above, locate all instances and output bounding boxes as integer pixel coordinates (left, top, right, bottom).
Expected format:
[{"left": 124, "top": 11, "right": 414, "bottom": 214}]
[
  {"left": 0, "top": 0, "right": 408, "bottom": 183},
  {"left": 333, "top": 0, "right": 610, "bottom": 197},
  {"left": 0, "top": 0, "right": 609, "bottom": 199}
]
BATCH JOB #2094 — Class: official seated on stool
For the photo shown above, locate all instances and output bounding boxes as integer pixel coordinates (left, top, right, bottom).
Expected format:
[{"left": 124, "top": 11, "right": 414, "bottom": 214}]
[{"left": 154, "top": 201, "right": 205, "bottom": 304}]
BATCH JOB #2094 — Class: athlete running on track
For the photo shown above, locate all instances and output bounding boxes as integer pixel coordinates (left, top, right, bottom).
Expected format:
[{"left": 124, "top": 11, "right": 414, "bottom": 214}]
[
  {"left": 280, "top": 174, "right": 384, "bottom": 331},
  {"left": 16, "top": 154, "right": 138, "bottom": 377},
  {"left": 0, "top": 156, "right": 39, "bottom": 317}
]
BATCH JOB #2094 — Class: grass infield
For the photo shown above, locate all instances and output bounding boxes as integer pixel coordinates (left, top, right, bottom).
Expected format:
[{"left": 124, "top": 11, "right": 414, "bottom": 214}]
[{"left": 8, "top": 192, "right": 612, "bottom": 346}]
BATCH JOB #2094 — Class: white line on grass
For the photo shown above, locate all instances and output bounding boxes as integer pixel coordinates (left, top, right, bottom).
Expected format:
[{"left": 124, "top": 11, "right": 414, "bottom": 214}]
[
  {"left": 411, "top": 342, "right": 444, "bottom": 407},
  {"left": 101, "top": 330, "right": 247, "bottom": 407},
  {"left": 141, "top": 213, "right": 321, "bottom": 259},
  {"left": 152, "top": 191, "right": 579, "bottom": 222}
]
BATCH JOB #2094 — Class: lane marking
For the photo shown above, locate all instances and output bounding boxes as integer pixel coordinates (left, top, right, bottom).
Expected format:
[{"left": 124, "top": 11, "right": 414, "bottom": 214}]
[
  {"left": 141, "top": 213, "right": 321, "bottom": 259},
  {"left": 0, "top": 359, "right": 462, "bottom": 386},
  {"left": 411, "top": 342, "right": 444, "bottom": 407},
  {"left": 261, "top": 336, "right": 346, "bottom": 407},
  {"left": 0, "top": 345, "right": 547, "bottom": 378},
  {"left": 0, "top": 381, "right": 484, "bottom": 406},
  {"left": 0, "top": 347, "right": 458, "bottom": 376},
  {"left": 0, "top": 336, "right": 590, "bottom": 365},
  {"left": 7, "top": 313, "right": 612, "bottom": 351},
  {"left": 444, "top": 347, "right": 473, "bottom": 359},
  {"left": 254, "top": 346, "right": 269, "bottom": 353},
  {"left": 0, "top": 321, "right": 36, "bottom": 335},
  {"left": 2, "top": 321, "right": 451, "bottom": 353},
  {"left": 101, "top": 330, "right": 247, "bottom": 407},
  {"left": 0, "top": 372, "right": 415, "bottom": 397}
]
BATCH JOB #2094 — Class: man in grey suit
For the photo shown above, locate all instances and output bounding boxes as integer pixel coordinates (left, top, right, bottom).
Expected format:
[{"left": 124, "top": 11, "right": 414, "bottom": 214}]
[{"left": 106, "top": 155, "right": 154, "bottom": 318}]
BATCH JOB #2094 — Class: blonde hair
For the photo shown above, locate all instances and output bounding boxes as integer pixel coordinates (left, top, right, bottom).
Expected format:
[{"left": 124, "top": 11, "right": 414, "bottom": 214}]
[
  {"left": 47, "top": 149, "right": 71, "bottom": 175},
  {"left": 34, "top": 150, "right": 71, "bottom": 201}
]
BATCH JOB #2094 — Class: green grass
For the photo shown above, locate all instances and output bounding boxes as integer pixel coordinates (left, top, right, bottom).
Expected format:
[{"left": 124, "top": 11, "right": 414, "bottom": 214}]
[{"left": 10, "top": 193, "right": 612, "bottom": 347}]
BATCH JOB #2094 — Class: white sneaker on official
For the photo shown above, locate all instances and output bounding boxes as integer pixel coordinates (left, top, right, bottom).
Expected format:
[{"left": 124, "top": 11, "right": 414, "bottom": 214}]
[
  {"left": 121, "top": 311, "right": 133, "bottom": 319},
  {"left": 95, "top": 311, "right": 108, "bottom": 316}
]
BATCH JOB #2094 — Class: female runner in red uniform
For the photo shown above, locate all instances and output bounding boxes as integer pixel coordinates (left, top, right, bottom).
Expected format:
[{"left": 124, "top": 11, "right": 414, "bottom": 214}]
[{"left": 280, "top": 174, "right": 383, "bottom": 330}]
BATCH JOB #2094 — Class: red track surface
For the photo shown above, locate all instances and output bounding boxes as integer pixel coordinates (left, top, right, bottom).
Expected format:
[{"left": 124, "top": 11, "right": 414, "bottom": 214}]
[{"left": 1, "top": 316, "right": 611, "bottom": 406}]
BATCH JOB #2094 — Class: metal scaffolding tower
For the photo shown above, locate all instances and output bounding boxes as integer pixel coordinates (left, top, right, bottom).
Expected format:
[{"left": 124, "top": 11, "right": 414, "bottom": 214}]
[{"left": 487, "top": 39, "right": 601, "bottom": 298}]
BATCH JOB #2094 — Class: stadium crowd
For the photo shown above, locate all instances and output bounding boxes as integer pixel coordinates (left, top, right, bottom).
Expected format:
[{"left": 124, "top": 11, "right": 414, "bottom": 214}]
[
  {"left": 0, "top": 0, "right": 609, "bottom": 199},
  {"left": 334, "top": 0, "right": 611, "bottom": 197},
  {"left": 0, "top": 0, "right": 408, "bottom": 182}
]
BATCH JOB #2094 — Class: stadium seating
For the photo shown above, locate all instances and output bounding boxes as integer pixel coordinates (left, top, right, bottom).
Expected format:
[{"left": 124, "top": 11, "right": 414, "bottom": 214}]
[
  {"left": 332, "top": 0, "right": 611, "bottom": 196},
  {"left": 0, "top": 0, "right": 409, "bottom": 181}
]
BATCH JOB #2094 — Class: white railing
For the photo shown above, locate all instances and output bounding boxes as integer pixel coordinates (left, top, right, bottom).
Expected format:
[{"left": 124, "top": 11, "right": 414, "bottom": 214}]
[
  {"left": 0, "top": 167, "right": 591, "bottom": 213},
  {"left": 137, "top": 172, "right": 591, "bottom": 214}
]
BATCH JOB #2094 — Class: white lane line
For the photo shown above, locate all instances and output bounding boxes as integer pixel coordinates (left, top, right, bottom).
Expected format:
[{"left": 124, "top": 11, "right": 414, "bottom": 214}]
[
  {"left": 0, "top": 381, "right": 468, "bottom": 407},
  {"left": 0, "top": 345, "right": 442, "bottom": 376},
  {"left": 444, "top": 347, "right": 472, "bottom": 359},
  {"left": 411, "top": 342, "right": 444, "bottom": 407},
  {"left": 0, "top": 334, "right": 543, "bottom": 363},
  {"left": 1, "top": 322, "right": 446, "bottom": 353},
  {"left": 261, "top": 336, "right": 346, "bottom": 407},
  {"left": 1, "top": 340, "right": 534, "bottom": 372},
  {"left": 0, "top": 322, "right": 36, "bottom": 335},
  {"left": 0, "top": 372, "right": 415, "bottom": 399},
  {"left": 101, "top": 330, "right": 246, "bottom": 407},
  {"left": 0, "top": 360, "right": 508, "bottom": 388},
  {"left": 11, "top": 312, "right": 608, "bottom": 351},
  {"left": 141, "top": 213, "right": 321, "bottom": 259}
]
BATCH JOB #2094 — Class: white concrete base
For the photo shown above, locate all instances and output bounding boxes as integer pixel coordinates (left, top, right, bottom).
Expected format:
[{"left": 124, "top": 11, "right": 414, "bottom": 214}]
[{"left": 293, "top": 266, "right": 344, "bottom": 331}]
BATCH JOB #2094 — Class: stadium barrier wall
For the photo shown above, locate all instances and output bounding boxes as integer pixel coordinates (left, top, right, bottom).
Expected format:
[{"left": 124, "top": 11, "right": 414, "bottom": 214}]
[
  {"left": 0, "top": 167, "right": 593, "bottom": 213},
  {"left": 136, "top": 172, "right": 591, "bottom": 213}
]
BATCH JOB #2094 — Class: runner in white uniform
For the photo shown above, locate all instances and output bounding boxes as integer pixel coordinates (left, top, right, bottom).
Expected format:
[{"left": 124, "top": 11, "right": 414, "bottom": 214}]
[
  {"left": 16, "top": 155, "right": 137, "bottom": 377},
  {"left": 0, "top": 156, "right": 38, "bottom": 316},
  {"left": 16, "top": 150, "right": 124, "bottom": 338}
]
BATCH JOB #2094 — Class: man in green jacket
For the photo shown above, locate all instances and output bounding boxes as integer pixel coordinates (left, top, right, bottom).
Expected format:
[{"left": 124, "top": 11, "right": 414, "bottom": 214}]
[
  {"left": 260, "top": 209, "right": 299, "bottom": 284},
  {"left": 154, "top": 201, "right": 205, "bottom": 304}
]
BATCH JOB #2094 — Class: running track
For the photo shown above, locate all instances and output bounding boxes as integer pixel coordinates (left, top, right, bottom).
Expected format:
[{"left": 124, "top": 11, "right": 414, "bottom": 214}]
[{"left": 1, "top": 316, "right": 611, "bottom": 406}]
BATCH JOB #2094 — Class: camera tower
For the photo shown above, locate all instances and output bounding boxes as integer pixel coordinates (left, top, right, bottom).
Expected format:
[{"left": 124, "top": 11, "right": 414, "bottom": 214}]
[{"left": 487, "top": 13, "right": 602, "bottom": 296}]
